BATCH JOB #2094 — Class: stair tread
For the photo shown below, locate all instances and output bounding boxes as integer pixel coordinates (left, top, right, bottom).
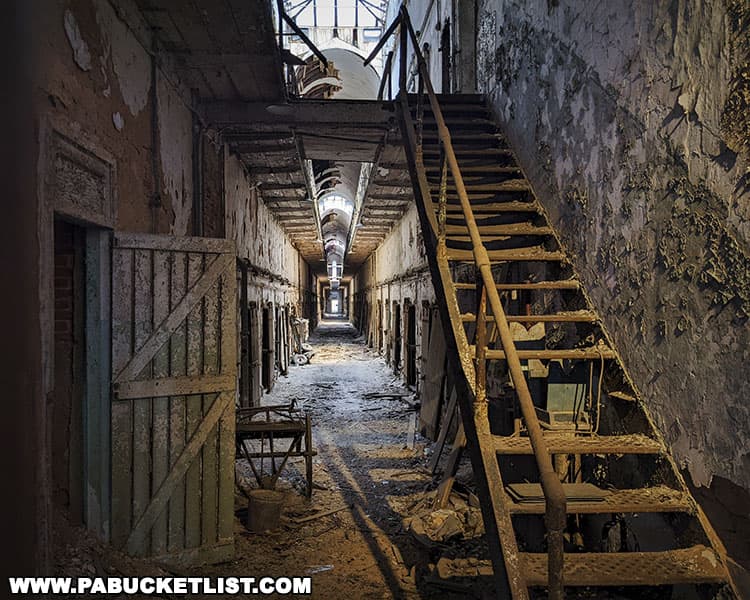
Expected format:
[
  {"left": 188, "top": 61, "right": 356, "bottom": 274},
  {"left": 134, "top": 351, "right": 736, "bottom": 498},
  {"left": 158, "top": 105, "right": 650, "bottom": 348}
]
[
  {"left": 435, "top": 545, "right": 727, "bottom": 586},
  {"left": 421, "top": 133, "right": 502, "bottom": 142},
  {"left": 470, "top": 345, "right": 617, "bottom": 360},
  {"left": 430, "top": 181, "right": 530, "bottom": 192},
  {"left": 448, "top": 235, "right": 544, "bottom": 243},
  {"left": 522, "top": 546, "right": 727, "bottom": 586},
  {"left": 441, "top": 194, "right": 532, "bottom": 202},
  {"left": 447, "top": 247, "right": 565, "bottom": 262},
  {"left": 410, "top": 93, "right": 485, "bottom": 103},
  {"left": 419, "top": 119, "right": 497, "bottom": 129},
  {"left": 411, "top": 101, "right": 490, "bottom": 115},
  {"left": 443, "top": 203, "right": 539, "bottom": 213},
  {"left": 454, "top": 280, "right": 580, "bottom": 290},
  {"left": 461, "top": 310, "right": 597, "bottom": 323},
  {"left": 422, "top": 147, "right": 512, "bottom": 155},
  {"left": 424, "top": 165, "right": 518, "bottom": 173},
  {"left": 504, "top": 484, "right": 691, "bottom": 515},
  {"left": 444, "top": 223, "right": 550, "bottom": 235},
  {"left": 492, "top": 433, "right": 663, "bottom": 455}
]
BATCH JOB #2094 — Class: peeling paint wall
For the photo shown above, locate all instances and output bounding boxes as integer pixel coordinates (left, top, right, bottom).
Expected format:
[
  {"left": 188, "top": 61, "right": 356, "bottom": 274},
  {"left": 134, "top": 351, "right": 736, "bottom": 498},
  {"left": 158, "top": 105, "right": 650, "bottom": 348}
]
[
  {"left": 37, "top": 0, "right": 194, "bottom": 233},
  {"left": 354, "top": 203, "right": 436, "bottom": 380},
  {"left": 472, "top": 0, "right": 750, "bottom": 562},
  {"left": 157, "top": 74, "right": 193, "bottom": 236},
  {"left": 225, "top": 153, "right": 312, "bottom": 310},
  {"left": 93, "top": 0, "right": 150, "bottom": 116}
]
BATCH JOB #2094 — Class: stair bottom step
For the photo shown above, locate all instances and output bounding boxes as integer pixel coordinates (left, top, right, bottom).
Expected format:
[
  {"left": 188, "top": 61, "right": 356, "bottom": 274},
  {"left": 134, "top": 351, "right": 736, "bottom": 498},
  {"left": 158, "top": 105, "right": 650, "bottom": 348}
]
[
  {"left": 436, "top": 546, "right": 727, "bottom": 586},
  {"left": 522, "top": 546, "right": 727, "bottom": 587}
]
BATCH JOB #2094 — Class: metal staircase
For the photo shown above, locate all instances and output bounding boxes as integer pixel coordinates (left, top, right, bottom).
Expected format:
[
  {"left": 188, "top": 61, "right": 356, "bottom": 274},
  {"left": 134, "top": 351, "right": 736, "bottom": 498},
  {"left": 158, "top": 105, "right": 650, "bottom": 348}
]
[{"left": 366, "top": 7, "right": 738, "bottom": 599}]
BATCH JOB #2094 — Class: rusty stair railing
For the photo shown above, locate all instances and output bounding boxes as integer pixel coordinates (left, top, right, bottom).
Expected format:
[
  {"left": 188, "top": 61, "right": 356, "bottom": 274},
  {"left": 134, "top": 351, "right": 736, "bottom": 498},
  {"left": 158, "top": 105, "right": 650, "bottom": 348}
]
[{"left": 365, "top": 6, "right": 566, "bottom": 599}]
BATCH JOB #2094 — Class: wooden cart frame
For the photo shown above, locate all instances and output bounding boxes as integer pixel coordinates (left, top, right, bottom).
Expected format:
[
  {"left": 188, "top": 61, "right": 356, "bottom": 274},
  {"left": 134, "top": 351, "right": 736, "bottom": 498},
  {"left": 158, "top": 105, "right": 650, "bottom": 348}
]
[{"left": 235, "top": 403, "right": 316, "bottom": 498}]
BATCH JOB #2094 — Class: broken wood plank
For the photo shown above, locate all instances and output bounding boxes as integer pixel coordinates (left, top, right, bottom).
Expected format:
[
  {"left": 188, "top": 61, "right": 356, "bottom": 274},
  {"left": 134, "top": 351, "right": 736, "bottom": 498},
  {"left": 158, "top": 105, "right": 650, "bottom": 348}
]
[
  {"left": 428, "top": 384, "right": 457, "bottom": 474},
  {"left": 289, "top": 504, "right": 350, "bottom": 524},
  {"left": 435, "top": 424, "right": 466, "bottom": 509}
]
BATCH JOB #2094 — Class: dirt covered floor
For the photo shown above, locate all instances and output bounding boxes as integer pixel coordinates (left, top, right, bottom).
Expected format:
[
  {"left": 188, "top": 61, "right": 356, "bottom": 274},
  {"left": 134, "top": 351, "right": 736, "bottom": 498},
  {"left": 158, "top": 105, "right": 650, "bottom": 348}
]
[
  {"left": 51, "top": 319, "right": 492, "bottom": 599},
  {"left": 203, "top": 319, "right": 493, "bottom": 599}
]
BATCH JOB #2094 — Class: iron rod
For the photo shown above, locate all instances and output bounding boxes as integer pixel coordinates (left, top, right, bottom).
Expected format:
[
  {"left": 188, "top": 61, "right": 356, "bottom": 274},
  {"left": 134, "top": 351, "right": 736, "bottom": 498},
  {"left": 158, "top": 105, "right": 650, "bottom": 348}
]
[{"left": 363, "top": 13, "right": 401, "bottom": 66}]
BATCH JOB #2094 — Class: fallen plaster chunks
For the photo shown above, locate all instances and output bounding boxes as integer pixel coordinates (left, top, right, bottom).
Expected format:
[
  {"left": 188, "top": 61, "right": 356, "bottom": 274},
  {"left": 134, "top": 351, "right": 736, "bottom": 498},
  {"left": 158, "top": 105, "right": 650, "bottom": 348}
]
[
  {"left": 404, "top": 491, "right": 485, "bottom": 547},
  {"left": 435, "top": 556, "right": 493, "bottom": 579}
]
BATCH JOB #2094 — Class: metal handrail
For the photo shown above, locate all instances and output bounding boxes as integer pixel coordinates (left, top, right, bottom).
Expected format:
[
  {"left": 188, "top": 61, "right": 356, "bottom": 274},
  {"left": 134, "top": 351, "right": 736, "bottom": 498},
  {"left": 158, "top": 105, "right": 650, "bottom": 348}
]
[{"left": 366, "top": 7, "right": 566, "bottom": 599}]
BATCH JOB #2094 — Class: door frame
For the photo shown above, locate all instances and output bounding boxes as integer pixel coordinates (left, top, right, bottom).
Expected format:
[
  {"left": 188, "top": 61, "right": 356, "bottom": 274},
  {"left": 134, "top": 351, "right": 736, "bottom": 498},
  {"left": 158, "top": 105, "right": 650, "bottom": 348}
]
[{"left": 39, "top": 120, "right": 116, "bottom": 541}]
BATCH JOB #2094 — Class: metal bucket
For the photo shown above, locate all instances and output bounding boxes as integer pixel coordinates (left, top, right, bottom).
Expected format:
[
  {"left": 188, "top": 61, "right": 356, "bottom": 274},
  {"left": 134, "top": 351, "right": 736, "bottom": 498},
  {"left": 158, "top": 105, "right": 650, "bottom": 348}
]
[{"left": 247, "top": 489, "right": 285, "bottom": 532}]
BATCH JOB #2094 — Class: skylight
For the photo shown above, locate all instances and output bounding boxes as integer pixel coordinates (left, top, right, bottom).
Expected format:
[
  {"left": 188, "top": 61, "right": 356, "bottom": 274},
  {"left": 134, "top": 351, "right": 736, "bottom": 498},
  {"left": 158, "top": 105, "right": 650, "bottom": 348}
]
[
  {"left": 318, "top": 193, "right": 354, "bottom": 216},
  {"left": 286, "top": 0, "right": 387, "bottom": 29}
]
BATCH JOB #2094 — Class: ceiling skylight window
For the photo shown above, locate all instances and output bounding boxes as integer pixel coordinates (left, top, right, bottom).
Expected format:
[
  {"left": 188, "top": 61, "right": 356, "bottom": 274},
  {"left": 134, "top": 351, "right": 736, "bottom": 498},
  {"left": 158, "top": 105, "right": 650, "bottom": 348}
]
[
  {"left": 284, "top": 0, "right": 387, "bottom": 57},
  {"left": 319, "top": 193, "right": 354, "bottom": 216},
  {"left": 288, "top": 1, "right": 386, "bottom": 29}
]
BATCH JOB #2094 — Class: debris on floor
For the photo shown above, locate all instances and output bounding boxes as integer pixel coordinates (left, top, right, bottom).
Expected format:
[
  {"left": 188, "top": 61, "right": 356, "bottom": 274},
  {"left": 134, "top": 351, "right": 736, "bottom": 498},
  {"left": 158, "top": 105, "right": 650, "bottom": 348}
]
[{"left": 54, "top": 321, "right": 495, "bottom": 599}]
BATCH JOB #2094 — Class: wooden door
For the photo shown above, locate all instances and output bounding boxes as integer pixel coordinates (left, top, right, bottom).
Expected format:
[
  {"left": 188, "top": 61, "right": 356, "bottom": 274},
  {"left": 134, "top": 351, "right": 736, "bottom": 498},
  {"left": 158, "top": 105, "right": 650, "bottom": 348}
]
[
  {"left": 420, "top": 301, "right": 431, "bottom": 391},
  {"left": 262, "top": 304, "right": 275, "bottom": 392},
  {"left": 377, "top": 301, "right": 383, "bottom": 352},
  {"left": 249, "top": 302, "right": 262, "bottom": 406},
  {"left": 111, "top": 233, "right": 237, "bottom": 566},
  {"left": 406, "top": 302, "right": 417, "bottom": 387},
  {"left": 420, "top": 305, "right": 447, "bottom": 440},
  {"left": 393, "top": 302, "right": 402, "bottom": 375}
]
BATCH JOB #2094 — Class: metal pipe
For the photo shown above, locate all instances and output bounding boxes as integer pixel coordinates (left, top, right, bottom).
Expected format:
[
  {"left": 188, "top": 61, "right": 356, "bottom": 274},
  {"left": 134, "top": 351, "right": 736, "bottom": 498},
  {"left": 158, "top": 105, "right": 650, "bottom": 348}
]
[
  {"left": 399, "top": 19, "right": 407, "bottom": 95},
  {"left": 377, "top": 51, "right": 394, "bottom": 101},
  {"left": 363, "top": 13, "right": 401, "bottom": 66},
  {"left": 239, "top": 260, "right": 250, "bottom": 408},
  {"left": 281, "top": 10, "right": 328, "bottom": 68},
  {"left": 400, "top": 6, "right": 566, "bottom": 597}
]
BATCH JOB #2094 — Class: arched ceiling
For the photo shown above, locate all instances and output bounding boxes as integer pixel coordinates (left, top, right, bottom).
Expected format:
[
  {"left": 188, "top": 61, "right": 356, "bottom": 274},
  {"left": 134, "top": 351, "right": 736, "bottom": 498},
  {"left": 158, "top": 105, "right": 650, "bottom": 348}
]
[{"left": 302, "top": 46, "right": 380, "bottom": 277}]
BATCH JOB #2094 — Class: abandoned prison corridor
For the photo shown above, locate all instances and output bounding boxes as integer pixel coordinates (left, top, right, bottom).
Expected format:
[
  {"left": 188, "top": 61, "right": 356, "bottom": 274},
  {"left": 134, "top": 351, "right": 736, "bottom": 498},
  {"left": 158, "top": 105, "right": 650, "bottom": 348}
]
[{"left": 220, "top": 319, "right": 479, "bottom": 600}]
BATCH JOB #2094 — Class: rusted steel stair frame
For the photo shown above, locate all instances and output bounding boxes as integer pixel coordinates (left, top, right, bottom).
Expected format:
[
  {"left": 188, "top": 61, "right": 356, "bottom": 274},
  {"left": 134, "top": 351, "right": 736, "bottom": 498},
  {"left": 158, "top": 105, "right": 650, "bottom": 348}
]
[
  {"left": 417, "top": 108, "right": 739, "bottom": 595},
  {"left": 366, "top": 7, "right": 566, "bottom": 599},
  {"left": 401, "top": 93, "right": 738, "bottom": 596}
]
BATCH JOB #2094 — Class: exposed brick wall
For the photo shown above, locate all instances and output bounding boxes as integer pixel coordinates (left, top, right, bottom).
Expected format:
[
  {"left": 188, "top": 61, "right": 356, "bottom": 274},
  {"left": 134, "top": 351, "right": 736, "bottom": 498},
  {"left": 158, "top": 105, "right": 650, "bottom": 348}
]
[
  {"left": 52, "top": 219, "right": 83, "bottom": 522},
  {"left": 54, "top": 221, "right": 74, "bottom": 345}
]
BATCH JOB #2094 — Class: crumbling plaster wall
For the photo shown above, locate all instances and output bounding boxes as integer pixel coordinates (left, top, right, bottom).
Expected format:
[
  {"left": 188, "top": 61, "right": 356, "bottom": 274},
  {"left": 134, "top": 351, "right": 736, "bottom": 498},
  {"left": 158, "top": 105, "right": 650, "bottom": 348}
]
[
  {"left": 224, "top": 153, "right": 312, "bottom": 309},
  {"left": 355, "top": 203, "right": 436, "bottom": 376},
  {"left": 475, "top": 0, "right": 749, "bottom": 515},
  {"left": 38, "top": 0, "right": 194, "bottom": 233}
]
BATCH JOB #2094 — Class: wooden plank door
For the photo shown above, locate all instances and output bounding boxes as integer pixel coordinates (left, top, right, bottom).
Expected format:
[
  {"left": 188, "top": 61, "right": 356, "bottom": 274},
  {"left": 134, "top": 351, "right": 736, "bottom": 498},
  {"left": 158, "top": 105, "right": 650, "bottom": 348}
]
[
  {"left": 111, "top": 233, "right": 237, "bottom": 567},
  {"left": 393, "top": 302, "right": 402, "bottom": 375},
  {"left": 419, "top": 305, "right": 447, "bottom": 440},
  {"left": 419, "top": 301, "right": 431, "bottom": 392},
  {"left": 406, "top": 302, "right": 417, "bottom": 387},
  {"left": 249, "top": 302, "right": 262, "bottom": 406},
  {"left": 262, "top": 304, "right": 275, "bottom": 392}
]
